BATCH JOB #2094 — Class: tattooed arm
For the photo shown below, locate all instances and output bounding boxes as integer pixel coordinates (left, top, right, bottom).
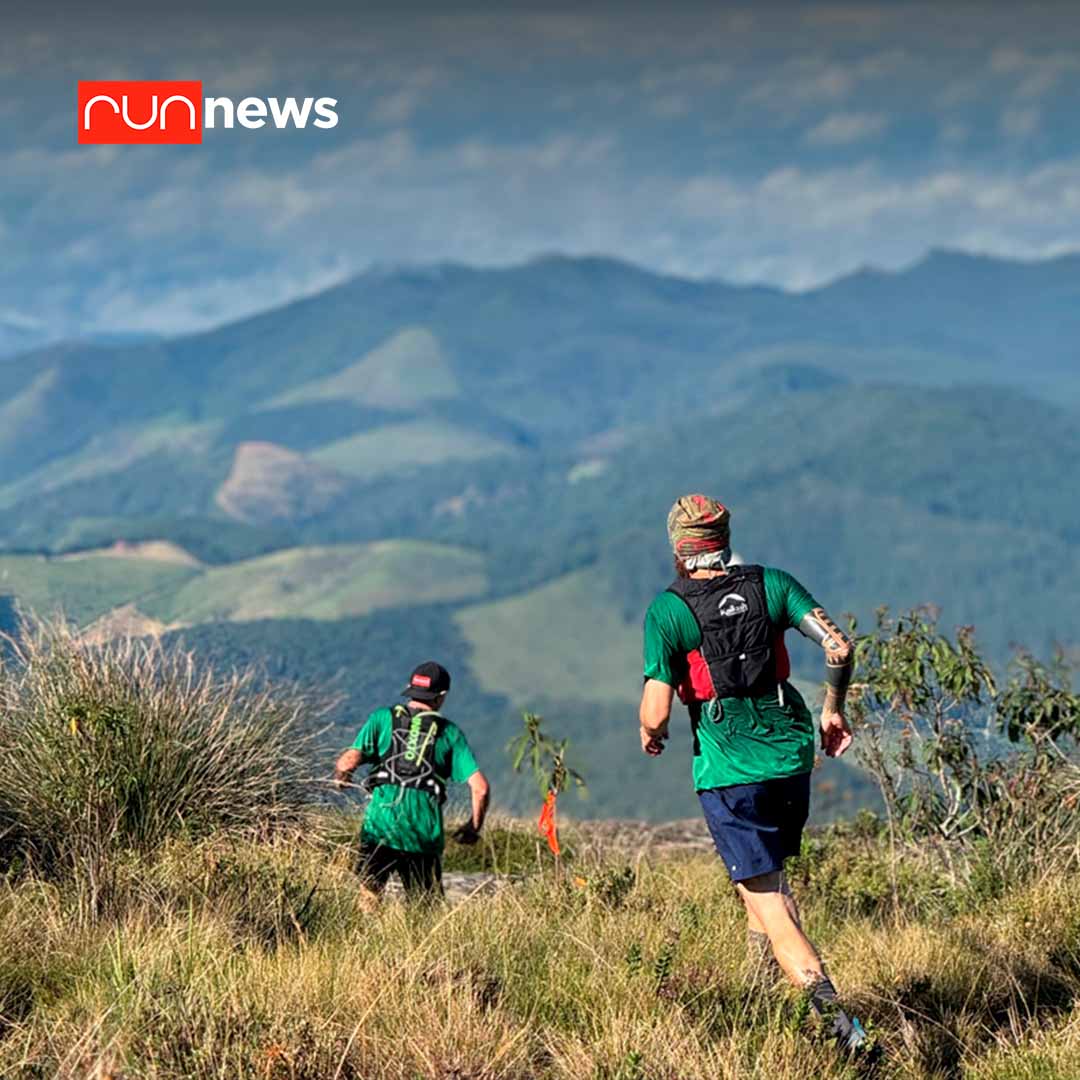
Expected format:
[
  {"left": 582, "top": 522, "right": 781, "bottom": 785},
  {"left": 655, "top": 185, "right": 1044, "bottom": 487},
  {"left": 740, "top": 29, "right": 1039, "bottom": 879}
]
[{"left": 798, "top": 608, "right": 854, "bottom": 757}]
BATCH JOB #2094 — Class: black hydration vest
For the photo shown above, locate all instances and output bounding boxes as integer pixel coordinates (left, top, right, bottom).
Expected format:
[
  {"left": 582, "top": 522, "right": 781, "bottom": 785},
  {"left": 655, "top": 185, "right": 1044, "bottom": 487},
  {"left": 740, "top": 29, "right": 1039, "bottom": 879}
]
[
  {"left": 667, "top": 564, "right": 775, "bottom": 699},
  {"left": 365, "top": 705, "right": 447, "bottom": 804}
]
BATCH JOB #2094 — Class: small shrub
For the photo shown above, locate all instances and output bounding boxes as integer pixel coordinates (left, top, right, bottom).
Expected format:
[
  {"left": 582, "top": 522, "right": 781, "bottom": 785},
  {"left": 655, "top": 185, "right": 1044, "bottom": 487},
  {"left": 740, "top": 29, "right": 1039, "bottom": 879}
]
[
  {"left": 789, "top": 822, "right": 954, "bottom": 919},
  {"left": 851, "top": 607, "right": 1080, "bottom": 884},
  {"left": 589, "top": 863, "right": 637, "bottom": 910}
]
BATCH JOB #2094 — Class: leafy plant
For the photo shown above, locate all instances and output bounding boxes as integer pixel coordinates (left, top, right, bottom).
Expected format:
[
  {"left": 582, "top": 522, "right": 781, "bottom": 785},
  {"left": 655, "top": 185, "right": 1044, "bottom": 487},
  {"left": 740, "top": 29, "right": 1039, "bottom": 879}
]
[
  {"left": 850, "top": 606, "right": 1080, "bottom": 880},
  {"left": 652, "top": 930, "right": 680, "bottom": 997},
  {"left": 590, "top": 864, "right": 636, "bottom": 910},
  {"left": 610, "top": 1049, "right": 645, "bottom": 1080},
  {"left": 850, "top": 606, "right": 997, "bottom": 842},
  {"left": 998, "top": 648, "right": 1080, "bottom": 745},
  {"left": 506, "top": 712, "right": 587, "bottom": 798}
]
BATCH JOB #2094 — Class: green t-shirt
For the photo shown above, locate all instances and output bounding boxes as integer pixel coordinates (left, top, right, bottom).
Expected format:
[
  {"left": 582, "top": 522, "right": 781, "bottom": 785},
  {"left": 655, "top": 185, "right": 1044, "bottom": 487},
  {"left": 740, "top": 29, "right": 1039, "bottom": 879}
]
[
  {"left": 642, "top": 567, "right": 820, "bottom": 791},
  {"left": 352, "top": 707, "right": 480, "bottom": 854}
]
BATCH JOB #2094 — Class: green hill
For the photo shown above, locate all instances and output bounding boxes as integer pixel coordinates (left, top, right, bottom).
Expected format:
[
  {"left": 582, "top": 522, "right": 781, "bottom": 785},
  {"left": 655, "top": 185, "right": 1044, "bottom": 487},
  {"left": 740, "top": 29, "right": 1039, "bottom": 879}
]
[
  {"left": 6, "top": 250, "right": 1080, "bottom": 493},
  {"left": 456, "top": 568, "right": 642, "bottom": 708},
  {"left": 269, "top": 326, "right": 459, "bottom": 410},
  {"left": 146, "top": 541, "right": 489, "bottom": 624},
  {"left": 313, "top": 420, "right": 515, "bottom": 479},
  {"left": 0, "top": 552, "right": 198, "bottom": 625}
]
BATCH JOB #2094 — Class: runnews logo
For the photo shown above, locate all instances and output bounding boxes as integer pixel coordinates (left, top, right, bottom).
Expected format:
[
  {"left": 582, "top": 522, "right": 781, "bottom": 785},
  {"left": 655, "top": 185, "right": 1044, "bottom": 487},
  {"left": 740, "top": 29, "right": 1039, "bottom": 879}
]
[{"left": 78, "top": 81, "right": 339, "bottom": 144}]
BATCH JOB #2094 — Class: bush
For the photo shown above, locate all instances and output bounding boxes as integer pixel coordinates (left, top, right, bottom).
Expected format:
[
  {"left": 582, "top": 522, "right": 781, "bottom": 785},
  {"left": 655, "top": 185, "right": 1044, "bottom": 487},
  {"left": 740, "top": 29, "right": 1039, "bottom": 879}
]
[
  {"left": 789, "top": 816, "right": 955, "bottom": 920},
  {"left": 850, "top": 607, "right": 1080, "bottom": 883},
  {"left": 0, "top": 617, "right": 328, "bottom": 911}
]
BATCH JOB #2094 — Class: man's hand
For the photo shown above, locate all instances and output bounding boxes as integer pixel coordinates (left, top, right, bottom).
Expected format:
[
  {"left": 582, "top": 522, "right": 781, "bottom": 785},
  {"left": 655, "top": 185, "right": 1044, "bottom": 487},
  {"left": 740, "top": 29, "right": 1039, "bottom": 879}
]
[
  {"left": 640, "top": 722, "right": 669, "bottom": 757},
  {"left": 333, "top": 748, "right": 363, "bottom": 789},
  {"left": 640, "top": 680, "right": 674, "bottom": 758},
  {"left": 452, "top": 822, "right": 481, "bottom": 845},
  {"left": 820, "top": 709, "right": 853, "bottom": 758}
]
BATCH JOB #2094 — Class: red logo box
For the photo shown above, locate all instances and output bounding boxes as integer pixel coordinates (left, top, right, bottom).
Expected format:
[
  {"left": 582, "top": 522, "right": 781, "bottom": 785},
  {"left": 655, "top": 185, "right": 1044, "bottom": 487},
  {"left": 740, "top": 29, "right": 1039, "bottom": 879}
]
[{"left": 78, "top": 81, "right": 203, "bottom": 145}]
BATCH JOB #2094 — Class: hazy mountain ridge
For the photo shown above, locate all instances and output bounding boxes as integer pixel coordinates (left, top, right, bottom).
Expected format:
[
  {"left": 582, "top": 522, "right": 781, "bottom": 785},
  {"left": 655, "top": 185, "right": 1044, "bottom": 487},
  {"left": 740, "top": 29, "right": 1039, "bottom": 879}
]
[
  {"left": 0, "top": 250, "right": 1076, "bottom": 819},
  {"left": 5, "top": 249, "right": 1077, "bottom": 490}
]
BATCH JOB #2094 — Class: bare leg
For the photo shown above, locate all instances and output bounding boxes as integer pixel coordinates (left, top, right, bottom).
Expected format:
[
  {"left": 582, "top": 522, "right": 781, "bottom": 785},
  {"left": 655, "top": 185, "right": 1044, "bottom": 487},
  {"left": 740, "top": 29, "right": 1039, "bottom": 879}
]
[
  {"left": 741, "top": 875, "right": 794, "bottom": 984},
  {"left": 736, "top": 870, "right": 865, "bottom": 1050},
  {"left": 736, "top": 871, "right": 823, "bottom": 986}
]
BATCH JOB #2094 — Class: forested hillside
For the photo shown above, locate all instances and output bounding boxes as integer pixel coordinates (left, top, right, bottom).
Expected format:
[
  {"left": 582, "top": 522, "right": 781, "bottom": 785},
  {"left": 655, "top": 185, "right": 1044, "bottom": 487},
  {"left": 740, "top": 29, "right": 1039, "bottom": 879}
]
[{"left": 1, "top": 251, "right": 1076, "bottom": 818}]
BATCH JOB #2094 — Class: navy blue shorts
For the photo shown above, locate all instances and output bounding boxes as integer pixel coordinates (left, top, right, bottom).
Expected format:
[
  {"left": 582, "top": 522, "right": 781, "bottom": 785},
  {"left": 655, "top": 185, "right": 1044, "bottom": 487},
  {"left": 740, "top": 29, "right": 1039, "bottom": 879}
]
[{"left": 698, "top": 772, "right": 811, "bottom": 883}]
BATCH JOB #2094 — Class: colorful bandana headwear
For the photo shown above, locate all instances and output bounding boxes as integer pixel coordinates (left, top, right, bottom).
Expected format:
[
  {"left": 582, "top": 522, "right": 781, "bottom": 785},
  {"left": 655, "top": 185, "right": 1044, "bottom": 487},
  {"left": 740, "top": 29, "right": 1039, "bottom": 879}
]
[{"left": 667, "top": 494, "right": 731, "bottom": 559}]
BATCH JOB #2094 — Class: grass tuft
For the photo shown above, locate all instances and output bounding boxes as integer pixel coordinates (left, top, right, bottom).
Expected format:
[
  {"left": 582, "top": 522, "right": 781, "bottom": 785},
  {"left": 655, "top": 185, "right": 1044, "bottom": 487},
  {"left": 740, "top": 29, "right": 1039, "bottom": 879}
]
[{"left": 0, "top": 616, "right": 328, "bottom": 914}]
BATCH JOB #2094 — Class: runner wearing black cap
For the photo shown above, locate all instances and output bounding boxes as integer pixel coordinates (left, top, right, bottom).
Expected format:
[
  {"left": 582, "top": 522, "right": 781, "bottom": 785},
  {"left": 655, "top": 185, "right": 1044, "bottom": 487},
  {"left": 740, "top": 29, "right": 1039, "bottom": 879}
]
[{"left": 333, "top": 661, "right": 490, "bottom": 899}]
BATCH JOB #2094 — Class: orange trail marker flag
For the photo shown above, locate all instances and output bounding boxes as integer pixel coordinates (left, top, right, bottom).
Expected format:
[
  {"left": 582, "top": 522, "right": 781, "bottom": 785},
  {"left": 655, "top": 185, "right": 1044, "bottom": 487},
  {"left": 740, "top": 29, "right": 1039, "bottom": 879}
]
[{"left": 538, "top": 789, "right": 560, "bottom": 856}]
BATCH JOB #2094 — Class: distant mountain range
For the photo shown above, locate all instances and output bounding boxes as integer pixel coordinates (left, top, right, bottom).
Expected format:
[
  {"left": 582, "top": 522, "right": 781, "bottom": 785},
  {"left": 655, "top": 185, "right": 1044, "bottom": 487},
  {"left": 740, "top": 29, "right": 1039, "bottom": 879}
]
[{"left": 1, "top": 249, "right": 1077, "bottom": 820}]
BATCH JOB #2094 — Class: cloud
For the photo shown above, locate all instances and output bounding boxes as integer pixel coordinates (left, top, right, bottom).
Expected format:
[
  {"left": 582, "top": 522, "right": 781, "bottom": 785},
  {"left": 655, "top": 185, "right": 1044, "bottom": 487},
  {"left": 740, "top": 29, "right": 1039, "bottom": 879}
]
[
  {"left": 1001, "top": 105, "right": 1041, "bottom": 139},
  {"left": 804, "top": 111, "right": 888, "bottom": 146},
  {"left": 369, "top": 68, "right": 441, "bottom": 126},
  {"left": 990, "top": 46, "right": 1080, "bottom": 100},
  {"left": 745, "top": 59, "right": 854, "bottom": 112},
  {"left": 86, "top": 260, "right": 353, "bottom": 335},
  {"left": 0, "top": 308, "right": 44, "bottom": 332},
  {"left": 648, "top": 94, "right": 691, "bottom": 119},
  {"left": 668, "top": 158, "right": 1080, "bottom": 288},
  {"left": 6, "top": 3, "right": 1080, "bottom": 340},
  {"left": 938, "top": 120, "right": 968, "bottom": 146}
]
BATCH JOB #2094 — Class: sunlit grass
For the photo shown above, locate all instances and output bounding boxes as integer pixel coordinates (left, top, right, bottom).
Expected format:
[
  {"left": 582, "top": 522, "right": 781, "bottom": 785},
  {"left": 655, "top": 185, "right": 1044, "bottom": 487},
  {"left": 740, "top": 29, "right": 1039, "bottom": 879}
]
[{"left": 2, "top": 826, "right": 1080, "bottom": 1078}]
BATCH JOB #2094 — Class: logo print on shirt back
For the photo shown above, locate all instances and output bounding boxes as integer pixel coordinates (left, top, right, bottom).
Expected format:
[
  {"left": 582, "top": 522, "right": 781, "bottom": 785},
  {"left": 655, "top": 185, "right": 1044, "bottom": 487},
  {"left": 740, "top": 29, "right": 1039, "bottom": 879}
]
[{"left": 718, "top": 593, "right": 749, "bottom": 617}]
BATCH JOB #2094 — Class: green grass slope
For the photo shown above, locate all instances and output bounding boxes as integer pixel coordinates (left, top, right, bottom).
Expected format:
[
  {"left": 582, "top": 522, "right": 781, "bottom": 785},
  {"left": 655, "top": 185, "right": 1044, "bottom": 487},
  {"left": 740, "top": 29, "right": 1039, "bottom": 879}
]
[
  {"left": 312, "top": 419, "right": 515, "bottom": 479},
  {"left": 0, "top": 553, "right": 198, "bottom": 625},
  {"left": 455, "top": 568, "right": 643, "bottom": 708},
  {"left": 269, "top": 326, "right": 459, "bottom": 410},
  {"left": 147, "top": 541, "right": 490, "bottom": 624}
]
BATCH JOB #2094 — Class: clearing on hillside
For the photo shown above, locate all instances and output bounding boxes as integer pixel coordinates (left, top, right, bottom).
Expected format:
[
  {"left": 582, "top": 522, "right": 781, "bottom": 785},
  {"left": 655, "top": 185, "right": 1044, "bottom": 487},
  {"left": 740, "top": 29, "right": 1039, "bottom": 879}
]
[
  {"left": 215, "top": 441, "right": 349, "bottom": 524},
  {"left": 58, "top": 539, "right": 202, "bottom": 568}
]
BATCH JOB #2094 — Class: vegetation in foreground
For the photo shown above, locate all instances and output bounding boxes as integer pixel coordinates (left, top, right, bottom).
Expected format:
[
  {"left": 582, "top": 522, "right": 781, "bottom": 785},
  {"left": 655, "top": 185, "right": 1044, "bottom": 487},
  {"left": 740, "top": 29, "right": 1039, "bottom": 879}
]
[
  {"left": 4, "top": 821, "right": 1080, "bottom": 1079},
  {"left": 1, "top": 616, "right": 1080, "bottom": 1079}
]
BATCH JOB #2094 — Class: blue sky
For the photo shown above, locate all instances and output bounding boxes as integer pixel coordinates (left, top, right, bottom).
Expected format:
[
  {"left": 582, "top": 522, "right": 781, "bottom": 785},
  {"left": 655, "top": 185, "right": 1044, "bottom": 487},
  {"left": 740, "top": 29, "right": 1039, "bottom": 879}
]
[{"left": 2, "top": 2, "right": 1080, "bottom": 343}]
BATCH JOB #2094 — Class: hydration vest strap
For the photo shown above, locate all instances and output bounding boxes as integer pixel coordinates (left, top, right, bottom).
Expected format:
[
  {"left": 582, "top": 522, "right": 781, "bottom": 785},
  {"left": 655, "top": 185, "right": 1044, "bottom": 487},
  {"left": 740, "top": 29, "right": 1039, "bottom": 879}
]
[{"left": 364, "top": 705, "right": 448, "bottom": 804}]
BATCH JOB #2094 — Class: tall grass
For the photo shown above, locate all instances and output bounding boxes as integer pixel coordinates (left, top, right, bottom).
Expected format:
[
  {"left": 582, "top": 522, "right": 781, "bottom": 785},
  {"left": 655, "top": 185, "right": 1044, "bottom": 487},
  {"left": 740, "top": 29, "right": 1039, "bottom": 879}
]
[
  {"left": 0, "top": 617, "right": 327, "bottom": 914},
  {"left": 2, "top": 828, "right": 1080, "bottom": 1079}
]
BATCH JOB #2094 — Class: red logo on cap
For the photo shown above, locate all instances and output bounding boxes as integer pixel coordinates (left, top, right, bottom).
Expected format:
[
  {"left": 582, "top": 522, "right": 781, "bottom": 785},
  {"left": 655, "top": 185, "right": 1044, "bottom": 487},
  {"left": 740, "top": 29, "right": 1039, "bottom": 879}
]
[{"left": 412, "top": 674, "right": 432, "bottom": 688}]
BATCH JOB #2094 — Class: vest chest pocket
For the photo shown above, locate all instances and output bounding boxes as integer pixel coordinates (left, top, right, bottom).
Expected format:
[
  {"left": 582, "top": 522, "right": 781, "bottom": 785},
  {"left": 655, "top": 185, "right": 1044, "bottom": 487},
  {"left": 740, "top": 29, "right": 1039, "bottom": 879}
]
[{"left": 713, "top": 642, "right": 774, "bottom": 697}]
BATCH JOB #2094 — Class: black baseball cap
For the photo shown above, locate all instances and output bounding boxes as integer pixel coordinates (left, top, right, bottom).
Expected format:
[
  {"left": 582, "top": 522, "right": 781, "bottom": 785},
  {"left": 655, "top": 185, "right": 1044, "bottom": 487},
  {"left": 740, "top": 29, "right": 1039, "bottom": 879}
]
[{"left": 401, "top": 660, "right": 451, "bottom": 703}]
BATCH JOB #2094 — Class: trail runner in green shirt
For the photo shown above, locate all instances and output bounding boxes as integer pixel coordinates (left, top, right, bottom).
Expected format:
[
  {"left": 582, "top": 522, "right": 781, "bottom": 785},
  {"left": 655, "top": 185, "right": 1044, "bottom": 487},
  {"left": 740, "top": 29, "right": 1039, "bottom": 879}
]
[
  {"left": 334, "top": 661, "right": 490, "bottom": 900},
  {"left": 640, "top": 494, "right": 868, "bottom": 1053}
]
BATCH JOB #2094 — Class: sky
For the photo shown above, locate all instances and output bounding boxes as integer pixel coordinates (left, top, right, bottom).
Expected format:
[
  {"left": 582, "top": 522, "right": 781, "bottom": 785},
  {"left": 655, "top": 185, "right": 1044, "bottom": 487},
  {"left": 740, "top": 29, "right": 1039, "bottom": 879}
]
[{"left": 2, "top": 1, "right": 1080, "bottom": 345}]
